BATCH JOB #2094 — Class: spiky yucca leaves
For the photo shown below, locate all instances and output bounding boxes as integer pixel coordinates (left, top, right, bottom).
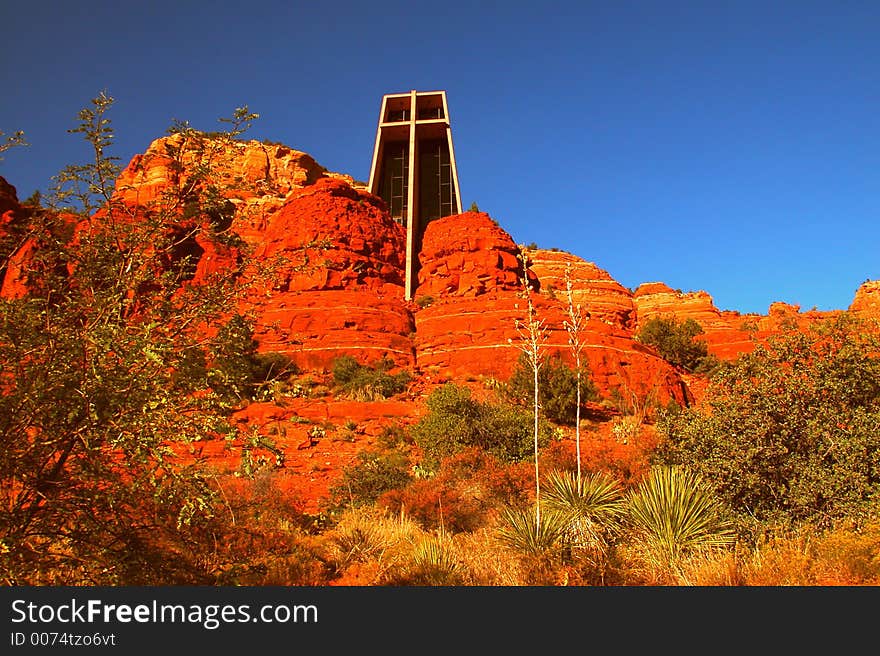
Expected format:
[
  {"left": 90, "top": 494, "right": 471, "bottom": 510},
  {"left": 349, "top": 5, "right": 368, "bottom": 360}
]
[
  {"left": 496, "top": 504, "right": 570, "bottom": 557},
  {"left": 399, "top": 538, "right": 464, "bottom": 586},
  {"left": 542, "top": 470, "right": 625, "bottom": 567},
  {"left": 625, "top": 465, "right": 735, "bottom": 582},
  {"left": 543, "top": 470, "right": 626, "bottom": 524}
]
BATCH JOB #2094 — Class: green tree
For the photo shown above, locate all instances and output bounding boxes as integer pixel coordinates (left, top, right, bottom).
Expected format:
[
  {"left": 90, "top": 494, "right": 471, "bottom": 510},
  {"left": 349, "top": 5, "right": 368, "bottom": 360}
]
[
  {"left": 410, "top": 383, "right": 553, "bottom": 470},
  {"left": 506, "top": 352, "right": 597, "bottom": 426},
  {"left": 0, "top": 94, "right": 266, "bottom": 584},
  {"left": 655, "top": 315, "right": 880, "bottom": 532},
  {"left": 635, "top": 316, "right": 710, "bottom": 372}
]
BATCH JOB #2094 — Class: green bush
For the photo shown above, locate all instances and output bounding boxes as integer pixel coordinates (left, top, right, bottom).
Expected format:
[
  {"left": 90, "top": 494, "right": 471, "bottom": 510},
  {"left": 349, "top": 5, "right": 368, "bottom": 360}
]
[
  {"left": 331, "top": 355, "right": 411, "bottom": 400},
  {"left": 505, "top": 352, "right": 597, "bottom": 425},
  {"left": 327, "top": 449, "right": 414, "bottom": 511},
  {"left": 655, "top": 315, "right": 880, "bottom": 531},
  {"left": 207, "top": 314, "right": 297, "bottom": 404},
  {"left": 635, "top": 316, "right": 709, "bottom": 372},
  {"left": 410, "top": 383, "right": 554, "bottom": 470}
]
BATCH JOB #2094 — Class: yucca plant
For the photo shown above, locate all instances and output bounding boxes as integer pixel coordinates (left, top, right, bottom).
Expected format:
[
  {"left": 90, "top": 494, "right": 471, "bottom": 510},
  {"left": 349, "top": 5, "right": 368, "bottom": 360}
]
[
  {"left": 328, "top": 507, "right": 419, "bottom": 573},
  {"left": 625, "top": 465, "right": 735, "bottom": 581},
  {"left": 496, "top": 504, "right": 570, "bottom": 557},
  {"left": 542, "top": 470, "right": 626, "bottom": 564},
  {"left": 401, "top": 538, "right": 464, "bottom": 586}
]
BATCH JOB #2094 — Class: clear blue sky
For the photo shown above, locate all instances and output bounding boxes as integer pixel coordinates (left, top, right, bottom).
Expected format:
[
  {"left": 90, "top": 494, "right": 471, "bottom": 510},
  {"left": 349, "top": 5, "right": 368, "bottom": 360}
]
[{"left": 2, "top": 0, "right": 877, "bottom": 314}]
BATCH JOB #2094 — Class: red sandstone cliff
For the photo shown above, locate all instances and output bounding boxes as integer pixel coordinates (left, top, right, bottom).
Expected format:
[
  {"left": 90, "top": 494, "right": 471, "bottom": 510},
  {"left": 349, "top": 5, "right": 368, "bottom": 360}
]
[
  {"left": 850, "top": 280, "right": 880, "bottom": 319},
  {"left": 237, "top": 177, "right": 414, "bottom": 370},
  {"left": 414, "top": 236, "right": 691, "bottom": 406}
]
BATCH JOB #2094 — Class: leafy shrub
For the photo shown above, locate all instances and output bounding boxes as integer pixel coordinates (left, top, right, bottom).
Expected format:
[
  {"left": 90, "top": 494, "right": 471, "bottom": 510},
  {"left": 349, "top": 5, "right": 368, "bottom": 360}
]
[
  {"left": 438, "top": 447, "right": 533, "bottom": 509},
  {"left": 380, "top": 478, "right": 484, "bottom": 533},
  {"left": 331, "top": 355, "right": 411, "bottom": 400},
  {"left": 656, "top": 315, "right": 880, "bottom": 531},
  {"left": 410, "top": 383, "right": 554, "bottom": 469},
  {"left": 377, "top": 447, "right": 533, "bottom": 533},
  {"left": 635, "top": 316, "right": 710, "bottom": 372},
  {"left": 327, "top": 449, "right": 413, "bottom": 511},
  {"left": 505, "top": 352, "right": 597, "bottom": 425},
  {"left": 207, "top": 314, "right": 297, "bottom": 404}
]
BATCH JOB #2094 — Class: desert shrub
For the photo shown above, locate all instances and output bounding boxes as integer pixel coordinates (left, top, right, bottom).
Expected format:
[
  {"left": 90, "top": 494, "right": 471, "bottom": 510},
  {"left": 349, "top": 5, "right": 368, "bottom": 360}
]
[
  {"left": 331, "top": 354, "right": 411, "bottom": 400},
  {"left": 656, "top": 315, "right": 880, "bottom": 532},
  {"left": 385, "top": 538, "right": 465, "bottom": 586},
  {"left": 380, "top": 474, "right": 484, "bottom": 534},
  {"left": 813, "top": 521, "right": 880, "bottom": 584},
  {"left": 541, "top": 470, "right": 626, "bottom": 579},
  {"left": 622, "top": 466, "right": 735, "bottom": 583},
  {"left": 438, "top": 447, "right": 534, "bottom": 509},
  {"left": 410, "top": 383, "right": 554, "bottom": 470},
  {"left": 326, "top": 449, "right": 413, "bottom": 511},
  {"left": 180, "top": 472, "right": 334, "bottom": 585},
  {"left": 495, "top": 505, "right": 571, "bottom": 558},
  {"left": 207, "top": 314, "right": 297, "bottom": 404},
  {"left": 324, "top": 507, "right": 425, "bottom": 582},
  {"left": 542, "top": 471, "right": 625, "bottom": 537},
  {"left": 505, "top": 352, "right": 598, "bottom": 425},
  {"left": 635, "top": 316, "right": 710, "bottom": 372},
  {"left": 376, "top": 424, "right": 412, "bottom": 450}
]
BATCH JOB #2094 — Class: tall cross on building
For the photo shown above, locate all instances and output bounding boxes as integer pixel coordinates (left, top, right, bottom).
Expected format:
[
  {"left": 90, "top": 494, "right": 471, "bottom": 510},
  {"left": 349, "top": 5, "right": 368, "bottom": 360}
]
[{"left": 368, "top": 90, "right": 462, "bottom": 300}]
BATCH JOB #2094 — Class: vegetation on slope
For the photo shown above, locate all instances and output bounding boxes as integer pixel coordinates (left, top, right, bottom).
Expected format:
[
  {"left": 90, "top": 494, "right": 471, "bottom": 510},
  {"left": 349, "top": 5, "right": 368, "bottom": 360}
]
[{"left": 2, "top": 97, "right": 878, "bottom": 586}]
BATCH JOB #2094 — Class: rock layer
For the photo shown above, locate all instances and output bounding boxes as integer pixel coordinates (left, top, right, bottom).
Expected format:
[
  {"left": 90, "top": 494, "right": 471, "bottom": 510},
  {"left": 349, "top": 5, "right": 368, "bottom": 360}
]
[{"left": 239, "top": 177, "right": 414, "bottom": 370}]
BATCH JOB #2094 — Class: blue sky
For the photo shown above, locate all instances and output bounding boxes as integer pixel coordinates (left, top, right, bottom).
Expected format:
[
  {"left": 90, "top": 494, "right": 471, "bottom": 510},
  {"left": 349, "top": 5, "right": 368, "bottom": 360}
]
[{"left": 2, "top": 0, "right": 877, "bottom": 314}]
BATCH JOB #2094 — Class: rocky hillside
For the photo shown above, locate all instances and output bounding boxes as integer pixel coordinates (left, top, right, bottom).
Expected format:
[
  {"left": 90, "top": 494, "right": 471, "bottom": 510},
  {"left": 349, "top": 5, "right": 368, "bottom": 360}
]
[{"left": 2, "top": 134, "right": 877, "bottom": 510}]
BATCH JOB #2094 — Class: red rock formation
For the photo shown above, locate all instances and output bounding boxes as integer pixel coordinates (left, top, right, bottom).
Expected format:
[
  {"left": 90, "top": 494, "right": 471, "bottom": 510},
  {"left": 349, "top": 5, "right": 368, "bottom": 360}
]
[
  {"left": 850, "top": 280, "right": 880, "bottom": 319},
  {"left": 413, "top": 215, "right": 692, "bottom": 406},
  {"left": 0, "top": 176, "right": 25, "bottom": 296},
  {"left": 413, "top": 211, "right": 530, "bottom": 380},
  {"left": 238, "top": 178, "right": 414, "bottom": 370},
  {"left": 114, "top": 135, "right": 339, "bottom": 247},
  {"left": 0, "top": 179, "right": 78, "bottom": 299},
  {"left": 631, "top": 281, "right": 764, "bottom": 359},
  {"left": 632, "top": 282, "right": 729, "bottom": 330},
  {"left": 414, "top": 211, "right": 528, "bottom": 299},
  {"left": 0, "top": 176, "right": 19, "bottom": 221},
  {"left": 526, "top": 249, "right": 635, "bottom": 329},
  {"left": 115, "top": 135, "right": 327, "bottom": 206}
]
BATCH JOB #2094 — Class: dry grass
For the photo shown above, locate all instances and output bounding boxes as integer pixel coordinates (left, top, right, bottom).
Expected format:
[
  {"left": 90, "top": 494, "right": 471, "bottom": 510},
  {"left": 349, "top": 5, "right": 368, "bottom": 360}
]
[{"left": 651, "top": 522, "right": 880, "bottom": 586}]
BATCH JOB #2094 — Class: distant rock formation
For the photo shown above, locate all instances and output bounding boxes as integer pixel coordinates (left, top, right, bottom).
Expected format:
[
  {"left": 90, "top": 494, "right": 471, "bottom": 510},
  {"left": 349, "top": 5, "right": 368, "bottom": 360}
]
[{"left": 850, "top": 280, "right": 880, "bottom": 319}]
